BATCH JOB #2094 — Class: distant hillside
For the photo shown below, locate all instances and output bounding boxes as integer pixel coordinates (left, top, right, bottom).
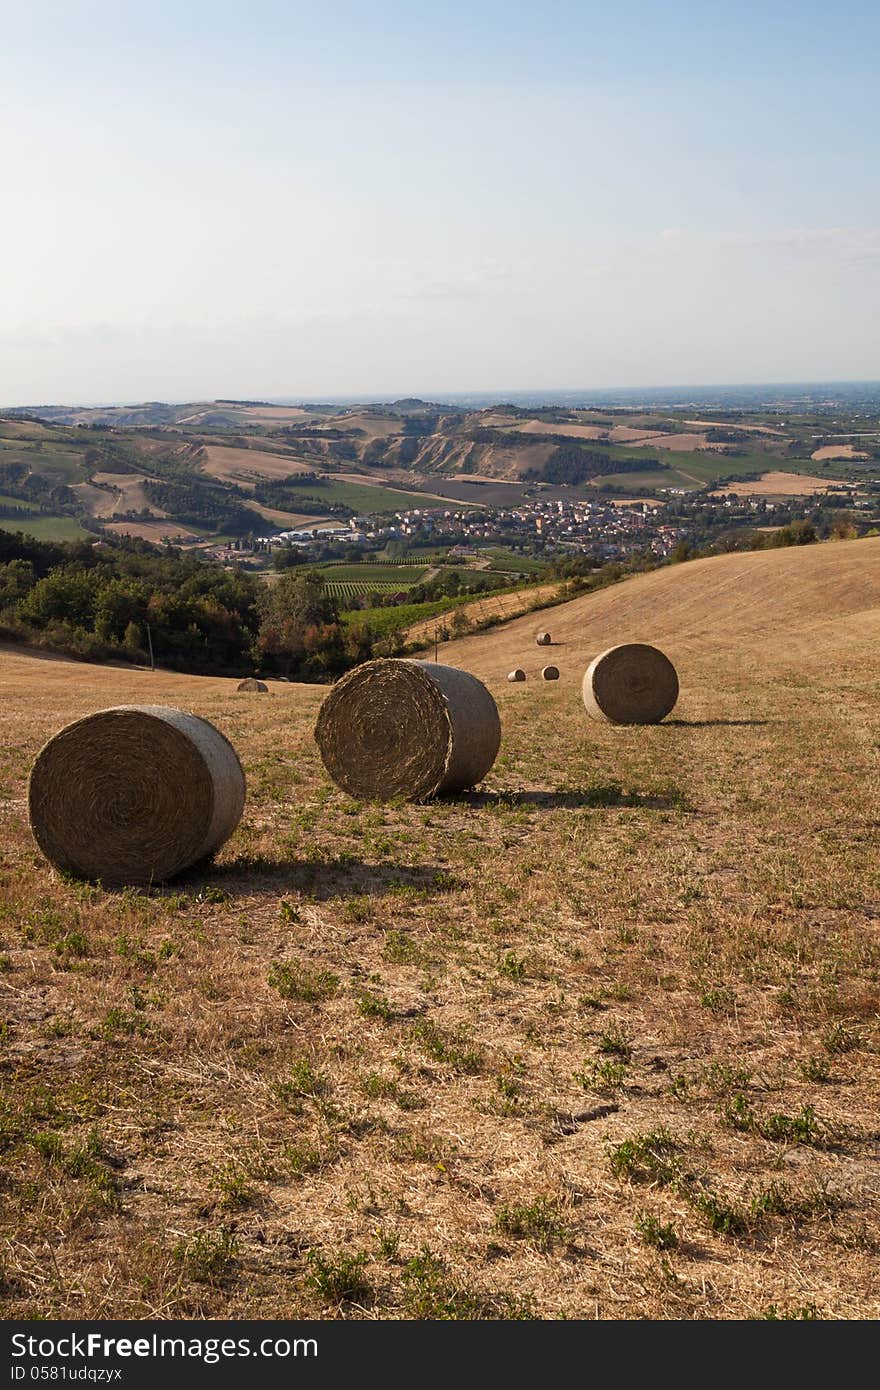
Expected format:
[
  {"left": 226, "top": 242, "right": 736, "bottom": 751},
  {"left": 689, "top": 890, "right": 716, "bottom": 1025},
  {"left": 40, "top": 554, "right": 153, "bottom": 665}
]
[{"left": 1, "top": 397, "right": 877, "bottom": 549}]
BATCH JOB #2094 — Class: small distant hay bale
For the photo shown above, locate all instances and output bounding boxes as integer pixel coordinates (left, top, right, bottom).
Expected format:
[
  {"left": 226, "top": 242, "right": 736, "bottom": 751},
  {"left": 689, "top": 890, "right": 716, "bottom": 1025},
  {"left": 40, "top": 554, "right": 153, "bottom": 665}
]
[
  {"left": 507, "top": 668, "right": 526, "bottom": 683},
  {"left": 535, "top": 631, "right": 552, "bottom": 646},
  {"left": 582, "top": 644, "right": 679, "bottom": 724},
  {"left": 28, "top": 705, "right": 246, "bottom": 887},
  {"left": 237, "top": 677, "right": 268, "bottom": 692},
  {"left": 541, "top": 665, "right": 560, "bottom": 681},
  {"left": 315, "top": 658, "right": 501, "bottom": 801}
]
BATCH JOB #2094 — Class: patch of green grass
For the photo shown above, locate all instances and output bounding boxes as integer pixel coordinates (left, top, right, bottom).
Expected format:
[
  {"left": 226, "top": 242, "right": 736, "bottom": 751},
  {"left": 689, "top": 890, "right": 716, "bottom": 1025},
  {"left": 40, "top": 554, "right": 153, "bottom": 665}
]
[
  {"left": 305, "top": 1249, "right": 371, "bottom": 1304},
  {"left": 498, "top": 950, "right": 528, "bottom": 981},
  {"left": 494, "top": 1197, "right": 566, "bottom": 1251},
  {"left": 275, "top": 1057, "right": 328, "bottom": 1101},
  {"left": 799, "top": 1055, "right": 831, "bottom": 1083},
  {"left": 597, "top": 1025, "right": 633, "bottom": 1060},
  {"left": 411, "top": 1019, "right": 484, "bottom": 1074},
  {"left": 821, "top": 1022, "right": 861, "bottom": 1054},
  {"left": 700, "top": 986, "right": 737, "bottom": 1015},
  {"left": 0, "top": 515, "right": 91, "bottom": 541},
  {"left": 606, "top": 1129, "right": 679, "bottom": 1185},
  {"left": 268, "top": 960, "right": 339, "bottom": 1002},
  {"left": 355, "top": 990, "right": 395, "bottom": 1022},
  {"left": 573, "top": 1058, "right": 628, "bottom": 1093},
  {"left": 762, "top": 1303, "right": 821, "bottom": 1320},
  {"left": 720, "top": 1095, "right": 829, "bottom": 1146},
  {"left": 211, "top": 1163, "right": 254, "bottom": 1211},
  {"left": 383, "top": 930, "right": 423, "bottom": 965},
  {"left": 635, "top": 1212, "right": 678, "bottom": 1250},
  {"left": 173, "top": 1227, "right": 238, "bottom": 1285},
  {"left": 401, "top": 1248, "right": 532, "bottom": 1320}
]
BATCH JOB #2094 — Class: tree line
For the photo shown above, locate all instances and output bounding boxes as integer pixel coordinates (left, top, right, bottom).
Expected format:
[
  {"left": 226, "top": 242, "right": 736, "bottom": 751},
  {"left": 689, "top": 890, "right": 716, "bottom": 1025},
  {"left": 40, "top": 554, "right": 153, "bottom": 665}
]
[{"left": 0, "top": 532, "right": 383, "bottom": 680}]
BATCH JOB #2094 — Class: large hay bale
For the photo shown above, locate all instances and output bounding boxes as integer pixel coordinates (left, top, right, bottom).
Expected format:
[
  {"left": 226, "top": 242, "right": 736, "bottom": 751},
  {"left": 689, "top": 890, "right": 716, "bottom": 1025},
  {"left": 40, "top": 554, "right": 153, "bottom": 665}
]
[
  {"left": 507, "top": 668, "right": 526, "bottom": 683},
  {"left": 238, "top": 677, "right": 268, "bottom": 692},
  {"left": 28, "top": 705, "right": 246, "bottom": 887},
  {"left": 315, "top": 658, "right": 501, "bottom": 801},
  {"left": 582, "top": 644, "right": 679, "bottom": 724},
  {"left": 535, "top": 631, "right": 552, "bottom": 646},
  {"left": 541, "top": 665, "right": 560, "bottom": 681}
]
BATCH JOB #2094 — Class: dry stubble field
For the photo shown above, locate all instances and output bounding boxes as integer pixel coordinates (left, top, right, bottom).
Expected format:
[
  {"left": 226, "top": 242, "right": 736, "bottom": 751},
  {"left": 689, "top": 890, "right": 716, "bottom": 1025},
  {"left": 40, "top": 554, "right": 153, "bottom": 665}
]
[{"left": 1, "top": 539, "right": 879, "bottom": 1320}]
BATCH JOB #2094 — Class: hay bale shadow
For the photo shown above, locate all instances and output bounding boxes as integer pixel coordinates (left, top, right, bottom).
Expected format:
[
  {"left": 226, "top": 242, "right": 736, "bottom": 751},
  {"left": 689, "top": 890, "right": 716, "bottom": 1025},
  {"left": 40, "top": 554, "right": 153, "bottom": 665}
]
[
  {"left": 665, "top": 719, "right": 774, "bottom": 728},
  {"left": 454, "top": 785, "right": 691, "bottom": 811},
  {"left": 176, "top": 857, "right": 462, "bottom": 902}
]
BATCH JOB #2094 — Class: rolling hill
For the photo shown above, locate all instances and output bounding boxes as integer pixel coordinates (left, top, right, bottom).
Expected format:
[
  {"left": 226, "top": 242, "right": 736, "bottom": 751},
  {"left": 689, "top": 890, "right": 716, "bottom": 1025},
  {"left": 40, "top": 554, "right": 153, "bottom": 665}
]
[
  {"left": 3, "top": 397, "right": 877, "bottom": 552},
  {"left": 0, "top": 537, "right": 878, "bottom": 1319}
]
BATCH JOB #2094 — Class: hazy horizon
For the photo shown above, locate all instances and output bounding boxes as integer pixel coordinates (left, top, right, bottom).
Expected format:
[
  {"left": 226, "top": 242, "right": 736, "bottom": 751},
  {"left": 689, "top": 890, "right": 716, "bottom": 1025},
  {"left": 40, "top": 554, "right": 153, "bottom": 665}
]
[
  {"left": 3, "top": 2, "right": 878, "bottom": 405},
  {"left": 8, "top": 379, "right": 880, "bottom": 413}
]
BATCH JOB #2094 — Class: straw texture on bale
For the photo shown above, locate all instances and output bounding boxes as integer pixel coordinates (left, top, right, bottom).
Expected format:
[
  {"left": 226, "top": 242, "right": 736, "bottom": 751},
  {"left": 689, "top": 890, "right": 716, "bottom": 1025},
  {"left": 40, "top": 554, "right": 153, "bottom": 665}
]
[
  {"left": 582, "top": 643, "right": 679, "bottom": 724},
  {"left": 28, "top": 705, "right": 246, "bottom": 887},
  {"left": 541, "top": 665, "right": 560, "bottom": 681},
  {"left": 507, "top": 668, "right": 526, "bottom": 682},
  {"left": 535, "top": 631, "right": 552, "bottom": 646},
  {"left": 315, "top": 658, "right": 501, "bottom": 802},
  {"left": 238, "top": 677, "right": 268, "bottom": 692}
]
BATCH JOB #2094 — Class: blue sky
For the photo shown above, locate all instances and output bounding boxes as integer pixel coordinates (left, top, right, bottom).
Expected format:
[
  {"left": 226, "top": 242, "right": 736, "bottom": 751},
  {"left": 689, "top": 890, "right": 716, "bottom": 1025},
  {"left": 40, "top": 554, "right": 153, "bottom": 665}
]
[{"left": 1, "top": 1, "right": 878, "bottom": 402}]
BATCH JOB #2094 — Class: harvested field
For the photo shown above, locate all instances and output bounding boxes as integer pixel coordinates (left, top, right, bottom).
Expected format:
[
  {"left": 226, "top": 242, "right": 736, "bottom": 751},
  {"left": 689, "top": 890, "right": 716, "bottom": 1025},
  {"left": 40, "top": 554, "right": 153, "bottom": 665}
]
[
  {"left": 811, "top": 445, "right": 871, "bottom": 462},
  {"left": 70, "top": 481, "right": 119, "bottom": 519},
  {"left": 102, "top": 520, "right": 200, "bottom": 542},
  {"left": 93, "top": 472, "right": 167, "bottom": 516},
  {"left": 1, "top": 538, "right": 879, "bottom": 1320},
  {"left": 684, "top": 420, "right": 785, "bottom": 435},
  {"left": 200, "top": 445, "right": 315, "bottom": 488},
  {"left": 242, "top": 500, "right": 332, "bottom": 530},
  {"left": 711, "top": 470, "right": 848, "bottom": 498}
]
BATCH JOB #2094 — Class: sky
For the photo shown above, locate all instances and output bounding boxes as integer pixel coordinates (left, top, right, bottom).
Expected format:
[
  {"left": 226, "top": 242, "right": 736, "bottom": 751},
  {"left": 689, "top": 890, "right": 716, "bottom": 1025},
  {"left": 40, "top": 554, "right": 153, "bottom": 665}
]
[{"left": 1, "top": 0, "right": 878, "bottom": 404}]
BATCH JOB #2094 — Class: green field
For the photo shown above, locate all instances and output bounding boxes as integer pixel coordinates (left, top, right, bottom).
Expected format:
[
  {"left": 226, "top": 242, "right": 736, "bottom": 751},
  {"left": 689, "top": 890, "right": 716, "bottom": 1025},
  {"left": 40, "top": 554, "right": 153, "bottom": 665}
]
[
  {"left": 0, "top": 515, "right": 91, "bottom": 541},
  {"left": 0, "top": 493, "right": 38, "bottom": 511},
  {"left": 339, "top": 595, "right": 468, "bottom": 635},
  {"left": 280, "top": 478, "right": 441, "bottom": 513},
  {"left": 483, "top": 548, "right": 547, "bottom": 574},
  {"left": 593, "top": 445, "right": 820, "bottom": 493},
  {"left": 0, "top": 441, "right": 86, "bottom": 481}
]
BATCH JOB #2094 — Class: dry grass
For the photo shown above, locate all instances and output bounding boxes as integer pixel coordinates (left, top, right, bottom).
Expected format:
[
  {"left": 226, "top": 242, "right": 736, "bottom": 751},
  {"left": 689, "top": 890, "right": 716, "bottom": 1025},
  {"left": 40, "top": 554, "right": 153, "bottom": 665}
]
[{"left": 0, "top": 539, "right": 878, "bottom": 1320}]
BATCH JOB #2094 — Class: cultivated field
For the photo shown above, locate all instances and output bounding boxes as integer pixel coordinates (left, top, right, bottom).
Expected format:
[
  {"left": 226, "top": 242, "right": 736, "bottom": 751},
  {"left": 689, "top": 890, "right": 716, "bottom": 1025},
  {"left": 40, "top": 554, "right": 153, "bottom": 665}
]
[{"left": 0, "top": 539, "right": 878, "bottom": 1319}]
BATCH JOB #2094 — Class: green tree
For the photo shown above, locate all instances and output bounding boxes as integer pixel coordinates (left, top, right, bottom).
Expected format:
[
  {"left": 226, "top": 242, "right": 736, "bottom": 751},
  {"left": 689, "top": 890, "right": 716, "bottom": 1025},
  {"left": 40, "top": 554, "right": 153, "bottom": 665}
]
[
  {"left": 20, "top": 569, "right": 101, "bottom": 629},
  {"left": 257, "top": 571, "right": 339, "bottom": 675},
  {"left": 0, "top": 559, "right": 36, "bottom": 610}
]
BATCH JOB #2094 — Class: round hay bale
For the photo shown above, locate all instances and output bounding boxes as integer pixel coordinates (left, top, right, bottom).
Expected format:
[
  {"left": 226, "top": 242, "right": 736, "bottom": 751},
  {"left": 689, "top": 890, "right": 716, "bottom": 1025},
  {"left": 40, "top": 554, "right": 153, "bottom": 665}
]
[
  {"left": 582, "top": 644, "right": 679, "bottom": 724},
  {"left": 541, "top": 665, "right": 560, "bottom": 681},
  {"left": 237, "top": 677, "right": 268, "bottom": 692},
  {"left": 507, "top": 668, "right": 526, "bottom": 683},
  {"left": 535, "top": 631, "right": 552, "bottom": 646},
  {"left": 315, "top": 658, "right": 501, "bottom": 801},
  {"left": 28, "top": 705, "right": 246, "bottom": 887}
]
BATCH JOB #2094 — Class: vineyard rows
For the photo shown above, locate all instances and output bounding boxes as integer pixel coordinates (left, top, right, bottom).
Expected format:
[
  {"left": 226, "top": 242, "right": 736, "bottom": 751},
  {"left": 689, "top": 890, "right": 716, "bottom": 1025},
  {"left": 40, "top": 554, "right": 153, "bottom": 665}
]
[{"left": 323, "top": 580, "right": 410, "bottom": 598}]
